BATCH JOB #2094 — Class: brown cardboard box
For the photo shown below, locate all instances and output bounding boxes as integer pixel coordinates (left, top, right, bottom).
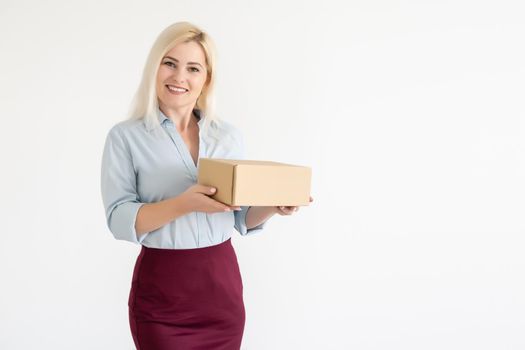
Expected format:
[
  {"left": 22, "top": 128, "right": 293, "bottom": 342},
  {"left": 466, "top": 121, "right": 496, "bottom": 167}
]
[{"left": 197, "top": 158, "right": 311, "bottom": 206}]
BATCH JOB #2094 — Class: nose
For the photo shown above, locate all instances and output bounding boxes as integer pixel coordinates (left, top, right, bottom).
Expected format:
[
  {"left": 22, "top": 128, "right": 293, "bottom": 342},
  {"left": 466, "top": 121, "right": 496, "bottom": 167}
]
[{"left": 171, "top": 67, "right": 187, "bottom": 84}]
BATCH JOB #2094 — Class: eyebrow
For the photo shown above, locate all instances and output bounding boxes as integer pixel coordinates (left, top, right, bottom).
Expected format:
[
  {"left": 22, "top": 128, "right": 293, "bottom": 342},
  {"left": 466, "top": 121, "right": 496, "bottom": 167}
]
[{"left": 163, "top": 56, "right": 204, "bottom": 68}]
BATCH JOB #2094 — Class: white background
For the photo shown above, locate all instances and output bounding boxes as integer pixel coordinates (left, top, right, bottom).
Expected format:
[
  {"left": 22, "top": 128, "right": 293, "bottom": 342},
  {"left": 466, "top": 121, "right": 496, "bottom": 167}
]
[{"left": 1, "top": 0, "right": 524, "bottom": 349}]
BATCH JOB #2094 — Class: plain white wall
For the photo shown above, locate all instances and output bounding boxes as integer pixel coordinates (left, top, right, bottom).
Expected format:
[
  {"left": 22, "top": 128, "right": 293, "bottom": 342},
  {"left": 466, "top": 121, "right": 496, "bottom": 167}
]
[{"left": 1, "top": 0, "right": 524, "bottom": 349}]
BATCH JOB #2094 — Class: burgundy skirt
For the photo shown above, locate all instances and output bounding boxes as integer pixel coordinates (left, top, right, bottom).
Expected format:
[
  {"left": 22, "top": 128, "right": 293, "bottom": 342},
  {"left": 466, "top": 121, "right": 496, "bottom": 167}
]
[{"left": 128, "top": 238, "right": 246, "bottom": 350}]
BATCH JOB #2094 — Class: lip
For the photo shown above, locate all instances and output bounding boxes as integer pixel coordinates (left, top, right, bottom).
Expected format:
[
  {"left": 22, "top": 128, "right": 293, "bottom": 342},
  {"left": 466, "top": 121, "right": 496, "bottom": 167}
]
[
  {"left": 166, "top": 84, "right": 188, "bottom": 90},
  {"left": 166, "top": 84, "right": 188, "bottom": 95}
]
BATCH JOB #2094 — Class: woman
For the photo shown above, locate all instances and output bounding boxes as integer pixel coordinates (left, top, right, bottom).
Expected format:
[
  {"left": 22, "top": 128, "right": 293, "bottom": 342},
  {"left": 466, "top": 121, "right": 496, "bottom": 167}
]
[{"left": 101, "top": 21, "right": 311, "bottom": 349}]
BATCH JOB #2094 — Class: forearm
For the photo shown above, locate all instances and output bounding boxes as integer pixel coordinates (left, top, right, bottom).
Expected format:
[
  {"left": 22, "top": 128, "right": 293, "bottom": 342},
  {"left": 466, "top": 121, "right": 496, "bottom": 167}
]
[
  {"left": 135, "top": 196, "right": 189, "bottom": 237},
  {"left": 245, "top": 206, "right": 277, "bottom": 229}
]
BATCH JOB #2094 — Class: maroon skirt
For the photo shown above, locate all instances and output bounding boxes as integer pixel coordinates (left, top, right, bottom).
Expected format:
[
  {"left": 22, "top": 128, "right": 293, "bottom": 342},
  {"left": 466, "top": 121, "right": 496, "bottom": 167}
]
[{"left": 128, "top": 238, "right": 246, "bottom": 350}]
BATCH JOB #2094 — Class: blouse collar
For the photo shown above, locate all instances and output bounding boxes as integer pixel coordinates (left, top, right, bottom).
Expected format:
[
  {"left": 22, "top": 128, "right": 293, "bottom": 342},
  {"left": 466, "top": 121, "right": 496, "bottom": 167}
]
[{"left": 158, "top": 107, "right": 203, "bottom": 124}]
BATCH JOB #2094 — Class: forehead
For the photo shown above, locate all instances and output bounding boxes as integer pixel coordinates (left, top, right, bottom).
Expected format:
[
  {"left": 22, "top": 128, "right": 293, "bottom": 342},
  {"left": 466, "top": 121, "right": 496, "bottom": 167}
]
[{"left": 163, "top": 41, "right": 206, "bottom": 64}]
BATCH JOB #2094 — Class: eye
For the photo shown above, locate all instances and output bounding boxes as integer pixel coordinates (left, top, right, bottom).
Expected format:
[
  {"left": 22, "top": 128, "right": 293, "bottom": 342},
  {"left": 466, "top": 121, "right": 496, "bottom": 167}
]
[
  {"left": 189, "top": 67, "right": 200, "bottom": 72},
  {"left": 164, "top": 61, "right": 175, "bottom": 68}
]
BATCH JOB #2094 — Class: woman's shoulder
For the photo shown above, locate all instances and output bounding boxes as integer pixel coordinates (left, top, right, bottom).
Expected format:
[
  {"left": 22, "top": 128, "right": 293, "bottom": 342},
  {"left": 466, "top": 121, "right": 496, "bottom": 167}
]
[
  {"left": 106, "top": 118, "right": 145, "bottom": 138},
  {"left": 209, "top": 118, "right": 243, "bottom": 142}
]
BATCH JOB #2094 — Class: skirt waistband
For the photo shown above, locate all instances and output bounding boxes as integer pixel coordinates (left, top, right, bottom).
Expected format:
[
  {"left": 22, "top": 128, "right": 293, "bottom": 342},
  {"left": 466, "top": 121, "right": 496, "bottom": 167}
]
[{"left": 140, "top": 238, "right": 233, "bottom": 257}]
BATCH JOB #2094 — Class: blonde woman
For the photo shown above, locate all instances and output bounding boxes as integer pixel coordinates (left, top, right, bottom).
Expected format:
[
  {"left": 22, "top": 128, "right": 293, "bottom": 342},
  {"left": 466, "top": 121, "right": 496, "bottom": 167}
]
[{"left": 101, "top": 21, "right": 311, "bottom": 349}]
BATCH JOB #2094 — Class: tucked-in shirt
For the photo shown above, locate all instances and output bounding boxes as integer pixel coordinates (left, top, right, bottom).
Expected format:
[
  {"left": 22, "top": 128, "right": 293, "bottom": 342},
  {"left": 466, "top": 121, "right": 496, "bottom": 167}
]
[{"left": 100, "top": 107, "right": 266, "bottom": 249}]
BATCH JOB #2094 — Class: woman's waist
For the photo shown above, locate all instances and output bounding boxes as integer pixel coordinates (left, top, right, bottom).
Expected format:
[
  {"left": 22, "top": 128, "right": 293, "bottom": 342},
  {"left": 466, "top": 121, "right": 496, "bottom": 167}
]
[{"left": 141, "top": 236, "right": 233, "bottom": 255}]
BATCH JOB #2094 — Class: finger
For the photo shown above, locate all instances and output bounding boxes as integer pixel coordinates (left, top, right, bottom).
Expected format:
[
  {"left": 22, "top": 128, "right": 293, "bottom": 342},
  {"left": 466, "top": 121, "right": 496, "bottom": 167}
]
[
  {"left": 209, "top": 205, "right": 231, "bottom": 213},
  {"left": 217, "top": 202, "right": 232, "bottom": 212},
  {"left": 224, "top": 205, "right": 241, "bottom": 211},
  {"left": 288, "top": 207, "right": 299, "bottom": 213},
  {"left": 195, "top": 184, "right": 217, "bottom": 195},
  {"left": 202, "top": 195, "right": 231, "bottom": 212},
  {"left": 278, "top": 206, "right": 294, "bottom": 215}
]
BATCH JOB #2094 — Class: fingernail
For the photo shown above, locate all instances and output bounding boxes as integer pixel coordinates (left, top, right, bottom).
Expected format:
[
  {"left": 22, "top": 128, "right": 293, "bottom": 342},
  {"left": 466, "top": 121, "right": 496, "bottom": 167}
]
[{"left": 210, "top": 188, "right": 216, "bottom": 192}]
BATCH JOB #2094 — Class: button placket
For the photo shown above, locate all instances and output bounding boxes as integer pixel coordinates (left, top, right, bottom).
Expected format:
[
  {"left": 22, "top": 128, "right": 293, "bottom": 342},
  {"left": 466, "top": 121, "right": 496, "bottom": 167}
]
[
  {"left": 164, "top": 122, "right": 198, "bottom": 181},
  {"left": 163, "top": 118, "right": 207, "bottom": 247}
]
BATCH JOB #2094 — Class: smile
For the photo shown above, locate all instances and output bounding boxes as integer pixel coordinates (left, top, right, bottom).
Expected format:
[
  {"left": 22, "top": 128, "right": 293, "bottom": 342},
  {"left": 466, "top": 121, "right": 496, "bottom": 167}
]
[{"left": 166, "top": 85, "right": 188, "bottom": 94}]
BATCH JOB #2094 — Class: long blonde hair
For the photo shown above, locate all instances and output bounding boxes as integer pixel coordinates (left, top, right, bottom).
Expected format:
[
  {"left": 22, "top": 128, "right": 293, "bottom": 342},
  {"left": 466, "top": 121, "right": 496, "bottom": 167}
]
[{"left": 127, "top": 21, "right": 220, "bottom": 137}]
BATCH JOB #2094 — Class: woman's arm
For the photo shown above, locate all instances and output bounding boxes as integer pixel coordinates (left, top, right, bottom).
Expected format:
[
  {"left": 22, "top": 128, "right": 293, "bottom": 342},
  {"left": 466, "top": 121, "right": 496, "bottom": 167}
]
[
  {"left": 135, "top": 196, "right": 188, "bottom": 237},
  {"left": 135, "top": 184, "right": 241, "bottom": 238},
  {"left": 245, "top": 196, "right": 314, "bottom": 230},
  {"left": 245, "top": 206, "right": 277, "bottom": 230}
]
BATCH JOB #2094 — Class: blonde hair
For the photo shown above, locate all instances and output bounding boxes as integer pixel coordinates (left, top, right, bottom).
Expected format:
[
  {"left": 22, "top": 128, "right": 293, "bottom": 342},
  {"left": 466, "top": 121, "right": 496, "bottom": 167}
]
[{"left": 127, "top": 21, "right": 220, "bottom": 137}]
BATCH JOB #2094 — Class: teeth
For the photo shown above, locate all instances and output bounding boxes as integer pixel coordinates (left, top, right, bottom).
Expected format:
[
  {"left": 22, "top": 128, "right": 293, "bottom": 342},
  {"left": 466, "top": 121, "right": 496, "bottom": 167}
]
[{"left": 167, "top": 85, "right": 187, "bottom": 92}]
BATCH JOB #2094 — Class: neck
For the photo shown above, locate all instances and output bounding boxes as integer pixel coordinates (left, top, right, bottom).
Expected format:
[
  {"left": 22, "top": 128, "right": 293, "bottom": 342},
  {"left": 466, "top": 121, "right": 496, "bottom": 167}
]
[{"left": 159, "top": 103, "right": 199, "bottom": 132}]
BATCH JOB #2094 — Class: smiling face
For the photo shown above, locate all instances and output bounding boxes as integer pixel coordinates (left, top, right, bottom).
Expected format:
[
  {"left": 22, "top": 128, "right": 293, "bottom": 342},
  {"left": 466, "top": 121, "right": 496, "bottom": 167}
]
[{"left": 156, "top": 41, "right": 209, "bottom": 114}]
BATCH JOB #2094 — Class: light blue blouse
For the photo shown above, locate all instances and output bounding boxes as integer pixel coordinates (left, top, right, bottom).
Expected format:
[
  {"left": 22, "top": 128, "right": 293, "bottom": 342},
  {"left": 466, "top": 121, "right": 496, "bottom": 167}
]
[{"left": 100, "top": 107, "right": 266, "bottom": 249}]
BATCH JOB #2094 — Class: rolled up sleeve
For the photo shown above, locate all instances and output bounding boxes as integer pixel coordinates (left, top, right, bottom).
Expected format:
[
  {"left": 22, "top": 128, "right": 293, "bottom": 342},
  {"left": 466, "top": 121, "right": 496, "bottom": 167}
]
[
  {"left": 101, "top": 125, "right": 148, "bottom": 244},
  {"left": 234, "top": 206, "right": 266, "bottom": 235}
]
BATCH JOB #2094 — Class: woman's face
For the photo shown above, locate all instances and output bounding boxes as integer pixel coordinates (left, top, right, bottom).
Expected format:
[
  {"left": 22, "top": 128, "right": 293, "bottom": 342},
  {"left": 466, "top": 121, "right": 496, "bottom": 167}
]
[{"left": 156, "top": 41, "right": 208, "bottom": 113}]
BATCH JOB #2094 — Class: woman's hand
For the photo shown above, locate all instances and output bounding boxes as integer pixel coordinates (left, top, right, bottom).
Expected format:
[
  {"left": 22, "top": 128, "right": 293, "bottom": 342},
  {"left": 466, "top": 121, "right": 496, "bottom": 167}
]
[
  {"left": 179, "top": 184, "right": 241, "bottom": 214},
  {"left": 275, "top": 196, "right": 314, "bottom": 216}
]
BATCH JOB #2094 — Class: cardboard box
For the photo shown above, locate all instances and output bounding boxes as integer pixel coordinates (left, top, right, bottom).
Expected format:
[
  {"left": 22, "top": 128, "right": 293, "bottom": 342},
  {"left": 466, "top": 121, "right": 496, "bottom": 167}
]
[{"left": 197, "top": 158, "right": 311, "bottom": 206}]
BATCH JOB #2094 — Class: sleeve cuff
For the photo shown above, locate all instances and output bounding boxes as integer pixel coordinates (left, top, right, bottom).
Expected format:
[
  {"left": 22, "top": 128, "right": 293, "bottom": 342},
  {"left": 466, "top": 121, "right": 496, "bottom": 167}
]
[
  {"left": 107, "top": 201, "right": 149, "bottom": 244},
  {"left": 234, "top": 206, "right": 266, "bottom": 236}
]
